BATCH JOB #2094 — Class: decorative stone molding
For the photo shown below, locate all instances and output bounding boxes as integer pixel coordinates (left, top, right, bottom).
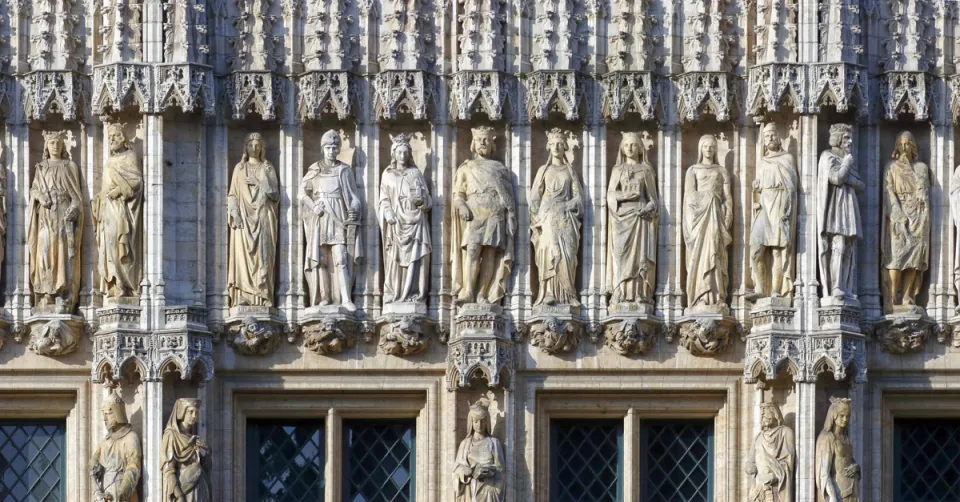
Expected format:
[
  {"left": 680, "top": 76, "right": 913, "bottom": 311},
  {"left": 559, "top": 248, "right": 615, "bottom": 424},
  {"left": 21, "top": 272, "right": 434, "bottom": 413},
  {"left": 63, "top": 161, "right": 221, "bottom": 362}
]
[
  {"left": 378, "top": 315, "right": 430, "bottom": 357},
  {"left": 21, "top": 71, "right": 89, "bottom": 121},
  {"left": 156, "top": 306, "right": 215, "bottom": 381},
  {"left": 879, "top": 71, "right": 935, "bottom": 122},
  {"left": 456, "top": 0, "right": 508, "bottom": 70},
  {"left": 607, "top": 0, "right": 662, "bottom": 72},
  {"left": 674, "top": 72, "right": 737, "bottom": 122},
  {"left": 876, "top": 313, "right": 934, "bottom": 354},
  {"left": 879, "top": 0, "right": 935, "bottom": 73},
  {"left": 303, "top": 0, "right": 360, "bottom": 72},
  {"left": 92, "top": 63, "right": 153, "bottom": 117},
  {"left": 809, "top": 63, "right": 868, "bottom": 117},
  {"left": 600, "top": 71, "right": 662, "bottom": 121},
  {"left": 27, "top": 319, "right": 81, "bottom": 357},
  {"left": 681, "top": 0, "right": 735, "bottom": 73},
  {"left": 92, "top": 331, "right": 151, "bottom": 382},
  {"left": 743, "top": 333, "right": 804, "bottom": 383},
  {"left": 230, "top": 0, "right": 282, "bottom": 72},
  {"left": 29, "top": 0, "right": 83, "bottom": 71},
  {"left": 374, "top": 70, "right": 438, "bottom": 121},
  {"left": 297, "top": 71, "right": 357, "bottom": 121},
  {"left": 163, "top": 0, "right": 211, "bottom": 65},
  {"left": 0, "top": 74, "right": 12, "bottom": 118},
  {"left": 746, "top": 63, "right": 807, "bottom": 116},
  {"left": 524, "top": 70, "right": 586, "bottom": 121},
  {"left": 818, "top": 0, "right": 863, "bottom": 64},
  {"left": 817, "top": 301, "right": 862, "bottom": 334},
  {"left": 154, "top": 64, "right": 216, "bottom": 116},
  {"left": 447, "top": 304, "right": 513, "bottom": 390},
  {"left": 530, "top": 0, "right": 589, "bottom": 71},
  {"left": 225, "top": 316, "right": 283, "bottom": 356},
  {"left": 809, "top": 332, "right": 867, "bottom": 383},
  {"left": 528, "top": 315, "right": 581, "bottom": 355},
  {"left": 947, "top": 75, "right": 960, "bottom": 124},
  {"left": 677, "top": 315, "right": 734, "bottom": 356},
  {"left": 450, "top": 71, "right": 516, "bottom": 122},
  {"left": 302, "top": 318, "right": 358, "bottom": 355},
  {"left": 604, "top": 318, "right": 656, "bottom": 356},
  {"left": 96, "top": 0, "right": 144, "bottom": 63},
  {"left": 227, "top": 71, "right": 286, "bottom": 121}
]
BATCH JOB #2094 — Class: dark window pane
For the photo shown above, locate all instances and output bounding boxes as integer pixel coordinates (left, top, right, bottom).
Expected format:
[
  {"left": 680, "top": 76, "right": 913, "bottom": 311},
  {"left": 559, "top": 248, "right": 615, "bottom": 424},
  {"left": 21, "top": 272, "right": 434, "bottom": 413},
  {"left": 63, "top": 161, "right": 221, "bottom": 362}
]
[
  {"left": 551, "top": 420, "right": 623, "bottom": 502},
  {"left": 642, "top": 421, "right": 713, "bottom": 502},
  {"left": 247, "top": 420, "right": 325, "bottom": 502},
  {"left": 343, "top": 420, "right": 415, "bottom": 502},
  {"left": 0, "top": 421, "right": 65, "bottom": 502},
  {"left": 895, "top": 418, "right": 960, "bottom": 502}
]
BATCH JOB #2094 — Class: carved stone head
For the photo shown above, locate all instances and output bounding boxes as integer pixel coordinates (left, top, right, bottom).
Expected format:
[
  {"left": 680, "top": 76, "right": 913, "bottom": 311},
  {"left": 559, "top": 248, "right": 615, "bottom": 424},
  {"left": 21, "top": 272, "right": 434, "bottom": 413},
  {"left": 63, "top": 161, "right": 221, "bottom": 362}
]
[
  {"left": 892, "top": 131, "right": 918, "bottom": 162},
  {"left": 823, "top": 397, "right": 852, "bottom": 435},
  {"left": 466, "top": 400, "right": 491, "bottom": 437},
  {"left": 828, "top": 124, "right": 852, "bottom": 152},
  {"left": 42, "top": 130, "right": 69, "bottom": 160},
  {"left": 321, "top": 130, "right": 342, "bottom": 162},
  {"left": 697, "top": 134, "right": 718, "bottom": 165},
  {"left": 470, "top": 126, "right": 497, "bottom": 158},
  {"left": 107, "top": 123, "right": 130, "bottom": 154},
  {"left": 759, "top": 402, "right": 784, "bottom": 431},
  {"left": 761, "top": 123, "right": 782, "bottom": 155},
  {"left": 389, "top": 133, "right": 414, "bottom": 169},
  {"left": 101, "top": 389, "right": 130, "bottom": 430},
  {"left": 242, "top": 132, "right": 266, "bottom": 163}
]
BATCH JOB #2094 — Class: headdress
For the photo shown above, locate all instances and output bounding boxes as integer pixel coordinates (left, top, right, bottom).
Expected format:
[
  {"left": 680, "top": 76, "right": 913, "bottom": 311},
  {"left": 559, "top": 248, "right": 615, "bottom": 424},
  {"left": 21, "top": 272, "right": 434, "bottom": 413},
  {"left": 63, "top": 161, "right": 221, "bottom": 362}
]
[
  {"left": 42, "top": 130, "right": 68, "bottom": 142},
  {"left": 761, "top": 123, "right": 779, "bottom": 135},
  {"left": 321, "top": 129, "right": 342, "bottom": 147},
  {"left": 465, "top": 400, "right": 492, "bottom": 437},
  {"left": 892, "top": 131, "right": 918, "bottom": 161},
  {"left": 822, "top": 396, "right": 852, "bottom": 434},
  {"left": 546, "top": 128, "right": 567, "bottom": 144},
  {"left": 829, "top": 123, "right": 852, "bottom": 136},
  {"left": 471, "top": 126, "right": 496, "bottom": 139},
  {"left": 242, "top": 132, "right": 266, "bottom": 162},
  {"left": 107, "top": 122, "right": 126, "bottom": 136},
  {"left": 102, "top": 388, "right": 129, "bottom": 425},
  {"left": 759, "top": 402, "right": 784, "bottom": 425},
  {"left": 390, "top": 133, "right": 412, "bottom": 149}
]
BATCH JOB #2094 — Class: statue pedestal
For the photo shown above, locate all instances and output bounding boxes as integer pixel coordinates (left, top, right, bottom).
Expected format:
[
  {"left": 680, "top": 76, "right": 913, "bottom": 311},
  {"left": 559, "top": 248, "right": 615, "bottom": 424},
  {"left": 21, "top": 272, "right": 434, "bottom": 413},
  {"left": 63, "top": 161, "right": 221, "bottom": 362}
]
[
  {"left": 817, "top": 297, "right": 862, "bottom": 334},
  {"left": 604, "top": 302, "right": 660, "bottom": 356},
  {"left": 876, "top": 306, "right": 934, "bottom": 354},
  {"left": 677, "top": 307, "right": 736, "bottom": 357},
  {"left": 383, "top": 302, "right": 427, "bottom": 316},
  {"left": 447, "top": 303, "right": 513, "bottom": 389},
  {"left": 528, "top": 304, "right": 583, "bottom": 355},
  {"left": 744, "top": 297, "right": 802, "bottom": 382},
  {"left": 223, "top": 307, "right": 283, "bottom": 356}
]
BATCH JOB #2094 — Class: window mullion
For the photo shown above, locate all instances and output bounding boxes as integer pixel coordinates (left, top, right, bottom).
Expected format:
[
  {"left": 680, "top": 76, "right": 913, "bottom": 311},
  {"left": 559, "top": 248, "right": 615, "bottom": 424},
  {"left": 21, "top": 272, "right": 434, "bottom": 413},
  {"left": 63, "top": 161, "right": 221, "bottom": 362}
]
[
  {"left": 623, "top": 408, "right": 637, "bottom": 502},
  {"left": 326, "top": 408, "right": 341, "bottom": 502}
]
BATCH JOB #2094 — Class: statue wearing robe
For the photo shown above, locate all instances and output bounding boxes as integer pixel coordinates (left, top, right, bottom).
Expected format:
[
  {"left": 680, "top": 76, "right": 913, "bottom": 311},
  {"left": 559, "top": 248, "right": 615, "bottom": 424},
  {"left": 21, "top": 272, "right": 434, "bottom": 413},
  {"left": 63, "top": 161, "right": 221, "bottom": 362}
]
[
  {"left": 91, "top": 391, "right": 141, "bottom": 502},
  {"left": 161, "top": 399, "right": 211, "bottom": 502},
  {"left": 454, "top": 402, "right": 505, "bottom": 502},
  {"left": 93, "top": 124, "right": 143, "bottom": 299},
  {"left": 745, "top": 403, "right": 795, "bottom": 502},
  {"left": 818, "top": 124, "right": 863, "bottom": 301},
  {"left": 29, "top": 131, "right": 84, "bottom": 311},
  {"left": 227, "top": 133, "right": 279, "bottom": 307},
  {"left": 816, "top": 398, "right": 860, "bottom": 502},
  {"left": 750, "top": 124, "right": 797, "bottom": 299}
]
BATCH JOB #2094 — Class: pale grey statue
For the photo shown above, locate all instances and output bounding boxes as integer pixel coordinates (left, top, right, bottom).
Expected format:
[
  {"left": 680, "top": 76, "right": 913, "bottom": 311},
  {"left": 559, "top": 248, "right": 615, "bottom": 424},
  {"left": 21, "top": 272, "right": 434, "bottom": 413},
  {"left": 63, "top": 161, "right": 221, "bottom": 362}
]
[
  {"left": 749, "top": 123, "right": 797, "bottom": 299},
  {"left": 91, "top": 389, "right": 142, "bottom": 502},
  {"left": 815, "top": 397, "right": 860, "bottom": 502},
  {"left": 745, "top": 402, "right": 795, "bottom": 502},
  {"left": 454, "top": 399, "right": 505, "bottom": 502},
  {"left": 817, "top": 124, "right": 863, "bottom": 301}
]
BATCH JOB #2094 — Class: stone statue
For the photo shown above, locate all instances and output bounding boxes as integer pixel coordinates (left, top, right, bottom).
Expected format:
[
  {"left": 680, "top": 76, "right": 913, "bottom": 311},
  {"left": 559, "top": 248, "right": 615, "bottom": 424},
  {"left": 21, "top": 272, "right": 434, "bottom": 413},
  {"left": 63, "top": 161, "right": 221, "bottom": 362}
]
[
  {"left": 378, "top": 133, "right": 432, "bottom": 305},
  {"left": 93, "top": 124, "right": 143, "bottom": 301},
  {"left": 815, "top": 397, "right": 860, "bottom": 502},
  {"left": 606, "top": 132, "right": 658, "bottom": 306},
  {"left": 817, "top": 124, "right": 863, "bottom": 301},
  {"left": 454, "top": 399, "right": 505, "bottom": 502},
  {"left": 29, "top": 130, "right": 84, "bottom": 311},
  {"left": 683, "top": 134, "right": 733, "bottom": 310},
  {"left": 300, "top": 130, "right": 363, "bottom": 312},
  {"left": 303, "top": 318, "right": 355, "bottom": 355},
  {"left": 0, "top": 142, "right": 7, "bottom": 274},
  {"left": 227, "top": 316, "right": 281, "bottom": 356},
  {"left": 951, "top": 164, "right": 960, "bottom": 305},
  {"left": 379, "top": 315, "right": 429, "bottom": 356},
  {"left": 882, "top": 131, "right": 930, "bottom": 313},
  {"left": 161, "top": 398, "right": 211, "bottom": 502},
  {"left": 228, "top": 132, "right": 279, "bottom": 307},
  {"left": 745, "top": 402, "right": 795, "bottom": 502},
  {"left": 530, "top": 128, "right": 583, "bottom": 307},
  {"left": 750, "top": 123, "right": 797, "bottom": 299},
  {"left": 451, "top": 126, "right": 517, "bottom": 305},
  {"left": 28, "top": 319, "right": 79, "bottom": 356},
  {"left": 91, "top": 389, "right": 142, "bottom": 502}
]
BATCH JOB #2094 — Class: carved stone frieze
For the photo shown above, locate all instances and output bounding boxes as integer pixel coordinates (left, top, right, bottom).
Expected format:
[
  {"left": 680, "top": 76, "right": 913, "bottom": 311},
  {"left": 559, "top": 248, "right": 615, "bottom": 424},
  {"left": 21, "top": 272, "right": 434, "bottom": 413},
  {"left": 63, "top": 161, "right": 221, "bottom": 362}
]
[
  {"left": 450, "top": 71, "right": 516, "bottom": 121},
  {"left": 600, "top": 71, "right": 662, "bottom": 121},
  {"left": 93, "top": 63, "right": 153, "bottom": 117},
  {"left": 378, "top": 315, "right": 430, "bottom": 357},
  {"left": 744, "top": 333, "right": 804, "bottom": 383},
  {"left": 298, "top": 71, "right": 357, "bottom": 121},
  {"left": 746, "top": 63, "right": 807, "bottom": 116},
  {"left": 677, "top": 315, "right": 735, "bottom": 356},
  {"left": 524, "top": 70, "right": 586, "bottom": 122},
  {"left": 879, "top": 71, "right": 935, "bottom": 122},
  {"left": 809, "top": 63, "right": 868, "bottom": 117},
  {"left": 528, "top": 315, "right": 581, "bottom": 355},
  {"left": 447, "top": 304, "right": 513, "bottom": 390},
  {"left": 92, "top": 331, "right": 151, "bottom": 382},
  {"left": 374, "top": 70, "right": 438, "bottom": 121},
  {"left": 21, "top": 71, "right": 89, "bottom": 121},
  {"left": 154, "top": 64, "right": 216, "bottom": 116},
  {"left": 27, "top": 319, "right": 81, "bottom": 357},
  {"left": 876, "top": 314, "right": 934, "bottom": 354},
  {"left": 302, "top": 318, "right": 359, "bottom": 356},
  {"left": 674, "top": 72, "right": 737, "bottom": 122},
  {"left": 604, "top": 317, "right": 656, "bottom": 356},
  {"left": 808, "top": 332, "right": 867, "bottom": 382},
  {"left": 225, "top": 316, "right": 282, "bottom": 356},
  {"left": 228, "top": 71, "right": 286, "bottom": 121}
]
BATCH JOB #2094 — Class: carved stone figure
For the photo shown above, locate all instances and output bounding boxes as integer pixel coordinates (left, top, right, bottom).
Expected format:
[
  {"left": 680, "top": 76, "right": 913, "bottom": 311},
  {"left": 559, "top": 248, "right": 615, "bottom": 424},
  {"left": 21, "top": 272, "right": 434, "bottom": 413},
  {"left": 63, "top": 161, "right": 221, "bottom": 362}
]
[
  {"left": 750, "top": 123, "right": 797, "bottom": 299},
  {"left": 529, "top": 316, "right": 580, "bottom": 354},
  {"left": 605, "top": 318, "right": 654, "bottom": 356},
  {"left": 379, "top": 315, "right": 429, "bottom": 356},
  {"left": 28, "top": 320, "right": 79, "bottom": 356},
  {"left": 303, "top": 318, "right": 356, "bottom": 355},
  {"left": 379, "top": 133, "right": 432, "bottom": 305},
  {"left": 227, "top": 316, "right": 281, "bottom": 356},
  {"left": 452, "top": 127, "right": 517, "bottom": 305},
  {"left": 454, "top": 399, "right": 506, "bottom": 502},
  {"left": 606, "top": 132, "right": 658, "bottom": 306},
  {"left": 162, "top": 398, "right": 212, "bottom": 502},
  {"left": 530, "top": 129, "right": 583, "bottom": 307},
  {"left": 745, "top": 402, "right": 795, "bottom": 502},
  {"left": 815, "top": 397, "right": 860, "bottom": 502},
  {"left": 93, "top": 124, "right": 143, "bottom": 301},
  {"left": 818, "top": 124, "right": 863, "bottom": 301},
  {"left": 91, "top": 390, "right": 142, "bottom": 502},
  {"left": 228, "top": 133, "right": 279, "bottom": 307},
  {"left": 678, "top": 318, "right": 730, "bottom": 356},
  {"left": 882, "top": 131, "right": 930, "bottom": 313},
  {"left": 30, "top": 130, "right": 84, "bottom": 311},
  {"left": 683, "top": 134, "right": 733, "bottom": 310},
  {"left": 0, "top": 142, "right": 7, "bottom": 278},
  {"left": 951, "top": 164, "right": 960, "bottom": 306},
  {"left": 301, "top": 130, "right": 363, "bottom": 312}
]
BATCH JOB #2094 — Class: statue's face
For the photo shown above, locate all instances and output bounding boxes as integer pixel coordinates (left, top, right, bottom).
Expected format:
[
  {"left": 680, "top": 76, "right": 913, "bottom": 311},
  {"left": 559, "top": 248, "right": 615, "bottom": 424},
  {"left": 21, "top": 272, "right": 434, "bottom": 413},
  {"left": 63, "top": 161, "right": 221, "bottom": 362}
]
[
  {"left": 841, "top": 133, "right": 852, "bottom": 153},
  {"left": 548, "top": 139, "right": 566, "bottom": 159},
  {"left": 394, "top": 145, "right": 411, "bottom": 165},
  {"left": 701, "top": 140, "right": 716, "bottom": 162},
  {"left": 897, "top": 136, "right": 915, "bottom": 159},
  {"left": 108, "top": 128, "right": 126, "bottom": 153},
  {"left": 473, "top": 135, "right": 494, "bottom": 157},
  {"left": 470, "top": 414, "right": 487, "bottom": 435},
  {"left": 763, "top": 129, "right": 780, "bottom": 152},
  {"left": 103, "top": 407, "right": 119, "bottom": 430},
  {"left": 834, "top": 406, "right": 850, "bottom": 428},
  {"left": 247, "top": 138, "right": 263, "bottom": 159},
  {"left": 621, "top": 138, "right": 639, "bottom": 159},
  {"left": 182, "top": 404, "right": 199, "bottom": 429},
  {"left": 46, "top": 138, "right": 63, "bottom": 159},
  {"left": 761, "top": 409, "right": 777, "bottom": 429},
  {"left": 323, "top": 144, "right": 340, "bottom": 162}
]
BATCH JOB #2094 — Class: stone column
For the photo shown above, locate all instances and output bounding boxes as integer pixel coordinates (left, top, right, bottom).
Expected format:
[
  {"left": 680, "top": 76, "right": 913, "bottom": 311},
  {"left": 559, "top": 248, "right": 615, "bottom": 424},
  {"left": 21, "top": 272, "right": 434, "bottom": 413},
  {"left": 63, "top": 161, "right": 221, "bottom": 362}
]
[
  {"left": 4, "top": 120, "right": 30, "bottom": 318},
  {"left": 324, "top": 408, "right": 342, "bottom": 501},
  {"left": 278, "top": 96, "right": 302, "bottom": 320},
  {"left": 142, "top": 378, "right": 164, "bottom": 502},
  {"left": 658, "top": 123, "right": 683, "bottom": 320},
  {"left": 143, "top": 114, "right": 166, "bottom": 326},
  {"left": 795, "top": 379, "right": 817, "bottom": 501},
  {"left": 849, "top": 380, "right": 866, "bottom": 499},
  {"left": 508, "top": 118, "right": 532, "bottom": 320},
  {"left": 581, "top": 116, "right": 604, "bottom": 316},
  {"left": 798, "top": 115, "right": 820, "bottom": 332}
]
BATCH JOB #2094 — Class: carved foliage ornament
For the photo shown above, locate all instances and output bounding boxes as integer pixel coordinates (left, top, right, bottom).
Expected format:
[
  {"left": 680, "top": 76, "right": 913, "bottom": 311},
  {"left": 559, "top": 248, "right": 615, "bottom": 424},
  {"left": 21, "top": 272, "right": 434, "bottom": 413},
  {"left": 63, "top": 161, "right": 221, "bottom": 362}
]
[
  {"left": 879, "top": 72, "right": 934, "bottom": 122},
  {"left": 678, "top": 318, "right": 731, "bottom": 356},
  {"left": 379, "top": 315, "right": 430, "bottom": 356},
  {"left": 675, "top": 72, "right": 736, "bottom": 122},
  {"left": 810, "top": 63, "right": 868, "bottom": 117},
  {"left": 604, "top": 318, "right": 655, "bottom": 356},
  {"left": 528, "top": 316, "right": 581, "bottom": 355},
  {"left": 226, "top": 316, "right": 282, "bottom": 356},
  {"left": 303, "top": 318, "right": 358, "bottom": 355},
  {"left": 163, "top": 0, "right": 211, "bottom": 64},
  {"left": 23, "top": 71, "right": 89, "bottom": 121},
  {"left": 457, "top": 0, "right": 507, "bottom": 70},
  {"left": 229, "top": 71, "right": 285, "bottom": 121},
  {"left": 746, "top": 63, "right": 807, "bottom": 116}
]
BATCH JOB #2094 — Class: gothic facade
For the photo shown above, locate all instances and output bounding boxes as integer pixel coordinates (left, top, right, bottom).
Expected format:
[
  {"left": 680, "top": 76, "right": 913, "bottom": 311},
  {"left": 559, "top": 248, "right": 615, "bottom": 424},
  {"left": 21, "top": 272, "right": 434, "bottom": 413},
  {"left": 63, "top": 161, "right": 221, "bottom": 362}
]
[{"left": 0, "top": 0, "right": 958, "bottom": 500}]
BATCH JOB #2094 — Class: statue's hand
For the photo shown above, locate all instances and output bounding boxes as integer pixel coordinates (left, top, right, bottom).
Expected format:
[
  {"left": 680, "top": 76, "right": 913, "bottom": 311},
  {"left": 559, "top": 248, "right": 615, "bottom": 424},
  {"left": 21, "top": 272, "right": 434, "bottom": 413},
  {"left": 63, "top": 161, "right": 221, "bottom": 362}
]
[
  {"left": 753, "top": 179, "right": 761, "bottom": 190},
  {"left": 348, "top": 209, "right": 360, "bottom": 222},
  {"left": 385, "top": 211, "right": 397, "bottom": 225},
  {"left": 228, "top": 210, "right": 243, "bottom": 230},
  {"left": 457, "top": 201, "right": 472, "bottom": 221},
  {"left": 508, "top": 213, "right": 517, "bottom": 234},
  {"left": 843, "top": 463, "right": 860, "bottom": 478},
  {"left": 245, "top": 174, "right": 259, "bottom": 186},
  {"left": 65, "top": 206, "right": 79, "bottom": 222},
  {"left": 745, "top": 464, "right": 757, "bottom": 476},
  {"left": 313, "top": 201, "right": 325, "bottom": 216}
]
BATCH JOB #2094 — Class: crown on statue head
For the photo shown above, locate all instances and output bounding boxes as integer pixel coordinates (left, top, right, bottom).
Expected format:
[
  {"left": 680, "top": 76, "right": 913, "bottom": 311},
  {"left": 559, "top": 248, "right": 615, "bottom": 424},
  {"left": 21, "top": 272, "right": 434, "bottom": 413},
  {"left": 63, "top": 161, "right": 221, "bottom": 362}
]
[
  {"left": 107, "top": 122, "right": 126, "bottom": 135},
  {"left": 42, "top": 130, "right": 68, "bottom": 142},
  {"left": 829, "top": 396, "right": 852, "bottom": 406},
  {"left": 468, "top": 399, "right": 489, "bottom": 418},
  {"left": 390, "top": 133, "right": 413, "bottom": 148},
  {"left": 471, "top": 126, "right": 496, "bottom": 139},
  {"left": 546, "top": 128, "right": 567, "bottom": 143}
]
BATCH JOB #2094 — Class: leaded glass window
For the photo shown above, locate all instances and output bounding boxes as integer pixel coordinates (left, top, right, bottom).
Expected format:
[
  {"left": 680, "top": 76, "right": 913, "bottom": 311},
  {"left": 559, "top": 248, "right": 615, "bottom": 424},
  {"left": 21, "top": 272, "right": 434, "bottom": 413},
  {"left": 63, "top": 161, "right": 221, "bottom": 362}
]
[
  {"left": 550, "top": 420, "right": 623, "bottom": 502},
  {"left": 641, "top": 420, "right": 713, "bottom": 502},
  {"left": 0, "top": 420, "right": 65, "bottom": 502},
  {"left": 343, "top": 420, "right": 415, "bottom": 502},
  {"left": 246, "top": 420, "right": 325, "bottom": 502},
  {"left": 895, "top": 418, "right": 960, "bottom": 502}
]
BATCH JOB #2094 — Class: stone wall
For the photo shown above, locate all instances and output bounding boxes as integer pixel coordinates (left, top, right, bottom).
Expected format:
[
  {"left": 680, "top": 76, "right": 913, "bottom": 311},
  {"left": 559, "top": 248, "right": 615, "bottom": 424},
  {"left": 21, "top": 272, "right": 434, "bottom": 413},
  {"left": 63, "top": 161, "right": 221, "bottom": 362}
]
[{"left": 0, "top": 0, "right": 958, "bottom": 500}]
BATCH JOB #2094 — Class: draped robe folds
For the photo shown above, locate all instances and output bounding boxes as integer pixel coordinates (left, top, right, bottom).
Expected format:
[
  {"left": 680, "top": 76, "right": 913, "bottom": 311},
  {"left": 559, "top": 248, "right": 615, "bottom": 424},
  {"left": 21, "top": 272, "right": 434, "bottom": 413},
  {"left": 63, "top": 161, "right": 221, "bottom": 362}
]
[
  {"left": 378, "top": 166, "right": 432, "bottom": 303},
  {"left": 29, "top": 158, "right": 84, "bottom": 309},
  {"left": 92, "top": 425, "right": 142, "bottom": 502},
  {"left": 950, "top": 166, "right": 960, "bottom": 295},
  {"left": 93, "top": 149, "right": 143, "bottom": 298},
  {"left": 299, "top": 161, "right": 363, "bottom": 306},
  {"left": 882, "top": 160, "right": 930, "bottom": 272},
  {"left": 817, "top": 150, "right": 863, "bottom": 296},
  {"left": 815, "top": 431, "right": 859, "bottom": 502},
  {"left": 530, "top": 162, "right": 583, "bottom": 306},
  {"left": 161, "top": 425, "right": 211, "bottom": 502},
  {"left": 750, "top": 150, "right": 798, "bottom": 296},
  {"left": 682, "top": 164, "right": 732, "bottom": 308},
  {"left": 454, "top": 436, "right": 505, "bottom": 502},
  {"left": 451, "top": 158, "right": 516, "bottom": 304},
  {"left": 605, "top": 160, "right": 658, "bottom": 304},
  {"left": 227, "top": 160, "right": 280, "bottom": 307},
  {"left": 746, "top": 426, "right": 795, "bottom": 502}
]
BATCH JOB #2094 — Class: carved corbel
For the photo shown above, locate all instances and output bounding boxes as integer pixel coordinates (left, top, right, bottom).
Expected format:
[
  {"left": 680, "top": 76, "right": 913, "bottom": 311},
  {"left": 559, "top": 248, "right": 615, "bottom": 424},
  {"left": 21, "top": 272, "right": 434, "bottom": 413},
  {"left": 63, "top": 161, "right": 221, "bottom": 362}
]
[
  {"left": 374, "top": 70, "right": 438, "bottom": 121},
  {"left": 677, "top": 317, "right": 733, "bottom": 356},
  {"left": 528, "top": 316, "right": 581, "bottom": 355},
  {"left": 225, "top": 316, "right": 283, "bottom": 356},
  {"left": 21, "top": 71, "right": 90, "bottom": 122},
  {"left": 302, "top": 318, "right": 358, "bottom": 356},
  {"left": 876, "top": 316, "right": 934, "bottom": 354},
  {"left": 298, "top": 71, "right": 358, "bottom": 121},
  {"left": 604, "top": 318, "right": 656, "bottom": 356},
  {"left": 600, "top": 71, "right": 663, "bottom": 122},
  {"left": 746, "top": 63, "right": 807, "bottom": 116},
  {"left": 228, "top": 71, "right": 286, "bottom": 121},
  {"left": 92, "top": 63, "right": 154, "bottom": 118},
  {"left": 879, "top": 71, "right": 936, "bottom": 122},
  {"left": 447, "top": 304, "right": 513, "bottom": 390},
  {"left": 743, "top": 333, "right": 805, "bottom": 383},
  {"left": 450, "top": 71, "right": 516, "bottom": 122},
  {"left": 28, "top": 319, "right": 81, "bottom": 357},
  {"left": 524, "top": 71, "right": 586, "bottom": 121},
  {"left": 807, "top": 333, "right": 867, "bottom": 383},
  {"left": 674, "top": 72, "right": 738, "bottom": 122},
  {"left": 810, "top": 63, "right": 868, "bottom": 117},
  {"left": 155, "top": 307, "right": 215, "bottom": 382},
  {"left": 154, "top": 64, "right": 216, "bottom": 117},
  {"left": 378, "top": 315, "right": 430, "bottom": 357}
]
